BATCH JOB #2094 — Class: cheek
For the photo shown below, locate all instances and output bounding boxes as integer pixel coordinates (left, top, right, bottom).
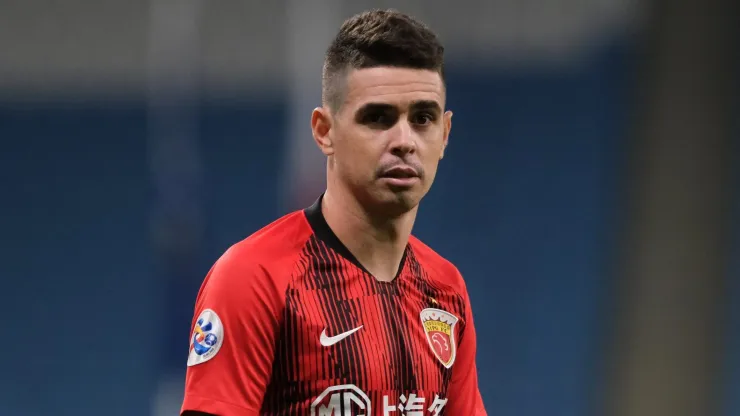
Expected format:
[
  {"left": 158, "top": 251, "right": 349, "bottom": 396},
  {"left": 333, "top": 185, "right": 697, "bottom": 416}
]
[
  {"left": 335, "top": 136, "right": 380, "bottom": 178},
  {"left": 417, "top": 138, "right": 446, "bottom": 181},
  {"left": 420, "top": 134, "right": 445, "bottom": 161},
  {"left": 422, "top": 156, "right": 441, "bottom": 180}
]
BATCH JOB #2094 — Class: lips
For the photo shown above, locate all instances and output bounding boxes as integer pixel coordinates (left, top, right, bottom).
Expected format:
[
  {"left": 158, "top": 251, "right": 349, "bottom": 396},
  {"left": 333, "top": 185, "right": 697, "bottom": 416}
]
[{"left": 381, "top": 166, "right": 419, "bottom": 179}]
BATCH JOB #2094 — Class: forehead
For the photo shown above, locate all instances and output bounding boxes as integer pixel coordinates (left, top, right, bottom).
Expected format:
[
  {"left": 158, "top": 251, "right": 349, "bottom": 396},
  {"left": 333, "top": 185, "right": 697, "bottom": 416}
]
[{"left": 342, "top": 67, "right": 445, "bottom": 111}]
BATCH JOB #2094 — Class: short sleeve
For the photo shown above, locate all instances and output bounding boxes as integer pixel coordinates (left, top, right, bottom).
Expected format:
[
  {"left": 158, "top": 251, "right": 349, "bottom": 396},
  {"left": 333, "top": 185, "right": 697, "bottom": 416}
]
[
  {"left": 445, "top": 278, "right": 487, "bottom": 415},
  {"left": 180, "top": 248, "right": 285, "bottom": 416}
]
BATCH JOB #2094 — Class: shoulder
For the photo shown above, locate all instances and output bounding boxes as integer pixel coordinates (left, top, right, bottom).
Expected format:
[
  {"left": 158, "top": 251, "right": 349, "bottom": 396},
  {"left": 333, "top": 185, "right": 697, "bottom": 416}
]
[
  {"left": 205, "top": 210, "right": 313, "bottom": 293},
  {"left": 408, "top": 234, "right": 467, "bottom": 293},
  {"left": 229, "top": 209, "right": 312, "bottom": 264}
]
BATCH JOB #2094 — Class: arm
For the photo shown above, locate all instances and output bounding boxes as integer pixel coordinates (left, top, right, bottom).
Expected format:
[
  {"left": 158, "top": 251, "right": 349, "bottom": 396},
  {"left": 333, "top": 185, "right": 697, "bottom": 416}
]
[
  {"left": 444, "top": 281, "right": 487, "bottom": 415},
  {"left": 180, "top": 248, "right": 284, "bottom": 416}
]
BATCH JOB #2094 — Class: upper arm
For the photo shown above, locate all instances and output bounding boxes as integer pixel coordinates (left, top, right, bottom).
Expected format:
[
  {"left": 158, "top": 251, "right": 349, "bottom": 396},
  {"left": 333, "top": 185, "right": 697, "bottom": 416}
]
[
  {"left": 180, "top": 248, "right": 285, "bottom": 416},
  {"left": 445, "top": 278, "right": 487, "bottom": 415}
]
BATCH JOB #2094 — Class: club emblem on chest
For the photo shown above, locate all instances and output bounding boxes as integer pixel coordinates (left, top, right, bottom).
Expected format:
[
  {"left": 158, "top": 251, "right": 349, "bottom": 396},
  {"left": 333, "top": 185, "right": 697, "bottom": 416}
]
[{"left": 420, "top": 308, "right": 459, "bottom": 368}]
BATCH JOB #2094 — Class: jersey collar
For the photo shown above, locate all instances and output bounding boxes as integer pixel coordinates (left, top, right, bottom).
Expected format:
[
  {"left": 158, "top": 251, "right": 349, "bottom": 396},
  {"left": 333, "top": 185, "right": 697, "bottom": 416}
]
[{"left": 304, "top": 193, "right": 408, "bottom": 281}]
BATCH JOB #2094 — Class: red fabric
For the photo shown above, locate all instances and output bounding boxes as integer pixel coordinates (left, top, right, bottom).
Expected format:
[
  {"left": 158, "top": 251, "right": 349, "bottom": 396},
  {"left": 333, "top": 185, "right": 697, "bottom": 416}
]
[
  {"left": 181, "top": 207, "right": 487, "bottom": 415},
  {"left": 181, "top": 211, "right": 310, "bottom": 415}
]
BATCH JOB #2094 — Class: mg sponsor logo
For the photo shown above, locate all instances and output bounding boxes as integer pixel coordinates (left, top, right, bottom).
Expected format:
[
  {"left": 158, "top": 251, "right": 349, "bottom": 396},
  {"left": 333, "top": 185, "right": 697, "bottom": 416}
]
[
  {"left": 311, "top": 384, "right": 448, "bottom": 416},
  {"left": 311, "top": 384, "right": 371, "bottom": 416}
]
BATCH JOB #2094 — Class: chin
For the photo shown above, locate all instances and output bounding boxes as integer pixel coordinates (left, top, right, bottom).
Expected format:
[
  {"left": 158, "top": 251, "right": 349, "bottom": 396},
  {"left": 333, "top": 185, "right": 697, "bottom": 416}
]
[{"left": 369, "top": 187, "right": 425, "bottom": 217}]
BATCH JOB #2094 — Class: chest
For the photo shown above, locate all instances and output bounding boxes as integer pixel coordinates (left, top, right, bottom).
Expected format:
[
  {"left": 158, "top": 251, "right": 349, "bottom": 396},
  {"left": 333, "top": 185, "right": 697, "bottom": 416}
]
[{"left": 270, "top": 266, "right": 466, "bottom": 392}]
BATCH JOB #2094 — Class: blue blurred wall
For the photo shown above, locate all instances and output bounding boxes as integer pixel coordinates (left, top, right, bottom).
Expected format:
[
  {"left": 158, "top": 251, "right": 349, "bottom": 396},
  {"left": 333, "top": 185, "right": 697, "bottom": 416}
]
[{"left": 0, "top": 103, "right": 153, "bottom": 415}]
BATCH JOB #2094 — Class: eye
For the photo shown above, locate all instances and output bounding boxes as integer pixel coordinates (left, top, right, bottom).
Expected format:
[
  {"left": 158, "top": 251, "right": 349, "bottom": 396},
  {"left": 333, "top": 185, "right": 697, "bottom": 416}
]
[
  {"left": 362, "top": 112, "right": 396, "bottom": 127},
  {"left": 366, "top": 113, "right": 387, "bottom": 123},
  {"left": 412, "top": 112, "right": 435, "bottom": 126}
]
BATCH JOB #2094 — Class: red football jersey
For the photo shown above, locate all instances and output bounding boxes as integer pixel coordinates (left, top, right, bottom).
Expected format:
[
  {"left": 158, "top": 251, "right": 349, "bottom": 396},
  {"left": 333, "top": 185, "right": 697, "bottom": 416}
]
[{"left": 181, "top": 196, "right": 486, "bottom": 415}]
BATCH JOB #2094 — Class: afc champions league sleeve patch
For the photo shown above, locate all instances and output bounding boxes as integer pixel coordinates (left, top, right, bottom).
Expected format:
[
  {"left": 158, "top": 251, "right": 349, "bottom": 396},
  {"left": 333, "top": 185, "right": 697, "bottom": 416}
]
[
  {"left": 187, "top": 309, "right": 224, "bottom": 367},
  {"left": 420, "top": 308, "right": 459, "bottom": 369}
]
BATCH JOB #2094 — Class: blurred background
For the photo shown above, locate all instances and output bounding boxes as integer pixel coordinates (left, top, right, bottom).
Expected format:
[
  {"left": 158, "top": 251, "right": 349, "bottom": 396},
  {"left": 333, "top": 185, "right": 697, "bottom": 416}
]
[{"left": 0, "top": 1, "right": 737, "bottom": 415}]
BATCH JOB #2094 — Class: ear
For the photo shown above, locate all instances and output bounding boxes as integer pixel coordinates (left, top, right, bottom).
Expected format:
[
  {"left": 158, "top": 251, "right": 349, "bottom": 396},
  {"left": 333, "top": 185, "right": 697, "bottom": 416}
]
[
  {"left": 311, "top": 107, "right": 334, "bottom": 156},
  {"left": 440, "top": 110, "right": 452, "bottom": 160}
]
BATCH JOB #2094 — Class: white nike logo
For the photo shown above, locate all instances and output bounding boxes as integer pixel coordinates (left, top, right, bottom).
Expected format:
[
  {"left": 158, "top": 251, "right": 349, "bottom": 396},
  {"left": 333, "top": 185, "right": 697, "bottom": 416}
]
[{"left": 319, "top": 325, "right": 363, "bottom": 347}]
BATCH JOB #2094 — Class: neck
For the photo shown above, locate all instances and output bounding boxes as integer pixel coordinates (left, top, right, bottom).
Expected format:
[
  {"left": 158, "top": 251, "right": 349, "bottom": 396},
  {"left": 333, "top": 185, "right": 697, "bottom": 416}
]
[{"left": 321, "top": 188, "right": 417, "bottom": 282}]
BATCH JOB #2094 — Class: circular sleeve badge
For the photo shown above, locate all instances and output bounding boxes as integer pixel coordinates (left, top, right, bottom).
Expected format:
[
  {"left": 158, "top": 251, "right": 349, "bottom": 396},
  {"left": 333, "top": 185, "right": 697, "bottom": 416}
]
[{"left": 187, "top": 309, "right": 224, "bottom": 367}]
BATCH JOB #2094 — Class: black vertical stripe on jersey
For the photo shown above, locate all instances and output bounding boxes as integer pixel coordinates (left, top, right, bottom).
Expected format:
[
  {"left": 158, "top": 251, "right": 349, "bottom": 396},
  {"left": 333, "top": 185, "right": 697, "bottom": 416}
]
[
  {"left": 264, "top": 276, "right": 289, "bottom": 414},
  {"left": 308, "top": 236, "right": 356, "bottom": 383},
  {"left": 293, "top": 274, "right": 324, "bottom": 416},
  {"left": 392, "top": 283, "right": 422, "bottom": 391},
  {"left": 282, "top": 298, "right": 300, "bottom": 412},
  {"left": 399, "top": 253, "right": 430, "bottom": 388},
  {"left": 379, "top": 284, "right": 406, "bottom": 390},
  {"left": 373, "top": 281, "right": 402, "bottom": 389},
  {"left": 296, "top": 253, "right": 314, "bottom": 291},
  {"left": 315, "top": 239, "right": 360, "bottom": 384},
  {"left": 287, "top": 294, "right": 300, "bottom": 389},
  {"left": 310, "top": 236, "right": 347, "bottom": 383},
  {"left": 377, "top": 280, "right": 418, "bottom": 390},
  {"left": 289, "top": 253, "right": 314, "bottom": 413},
  {"left": 328, "top": 251, "right": 366, "bottom": 388},
  {"left": 292, "top": 255, "right": 311, "bottom": 409},
  {"left": 307, "top": 237, "right": 331, "bottom": 291},
  {"left": 407, "top": 249, "right": 439, "bottom": 308},
  {"left": 264, "top": 248, "right": 309, "bottom": 416},
  {"left": 449, "top": 291, "right": 468, "bottom": 393},
  {"left": 346, "top": 264, "right": 369, "bottom": 390},
  {"left": 397, "top": 248, "right": 423, "bottom": 389},
  {"left": 315, "top": 240, "right": 352, "bottom": 378},
  {"left": 305, "top": 236, "right": 337, "bottom": 381},
  {"left": 345, "top": 266, "right": 370, "bottom": 389},
  {"left": 402, "top": 250, "right": 428, "bottom": 385},
  {"left": 365, "top": 281, "right": 393, "bottom": 387},
  {"left": 352, "top": 264, "right": 378, "bottom": 390},
  {"left": 291, "top": 284, "right": 312, "bottom": 412},
  {"left": 277, "top": 293, "right": 294, "bottom": 414},
  {"left": 265, "top": 249, "right": 311, "bottom": 416},
  {"left": 330, "top": 251, "right": 367, "bottom": 389}
]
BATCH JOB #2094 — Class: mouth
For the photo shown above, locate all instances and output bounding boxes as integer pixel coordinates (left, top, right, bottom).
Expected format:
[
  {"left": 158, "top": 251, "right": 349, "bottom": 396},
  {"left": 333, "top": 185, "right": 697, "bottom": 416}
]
[
  {"left": 379, "top": 166, "right": 420, "bottom": 188},
  {"left": 380, "top": 166, "right": 419, "bottom": 179}
]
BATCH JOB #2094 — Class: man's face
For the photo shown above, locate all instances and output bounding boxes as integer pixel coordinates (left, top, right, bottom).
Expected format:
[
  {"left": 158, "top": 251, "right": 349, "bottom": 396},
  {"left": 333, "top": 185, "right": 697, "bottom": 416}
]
[{"left": 312, "top": 67, "right": 452, "bottom": 216}]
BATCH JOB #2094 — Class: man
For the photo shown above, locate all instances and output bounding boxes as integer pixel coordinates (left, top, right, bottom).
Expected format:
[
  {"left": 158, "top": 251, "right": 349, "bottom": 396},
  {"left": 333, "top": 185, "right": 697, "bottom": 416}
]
[{"left": 182, "top": 9, "right": 486, "bottom": 416}]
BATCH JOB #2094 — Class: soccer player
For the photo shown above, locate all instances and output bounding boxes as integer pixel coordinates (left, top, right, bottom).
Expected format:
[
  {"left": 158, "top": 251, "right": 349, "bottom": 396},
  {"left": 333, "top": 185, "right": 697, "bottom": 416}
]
[{"left": 181, "top": 9, "right": 486, "bottom": 416}]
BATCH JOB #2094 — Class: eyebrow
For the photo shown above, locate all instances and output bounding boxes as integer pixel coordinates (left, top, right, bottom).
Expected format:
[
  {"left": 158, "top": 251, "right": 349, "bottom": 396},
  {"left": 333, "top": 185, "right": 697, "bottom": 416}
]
[
  {"left": 356, "top": 100, "right": 442, "bottom": 114},
  {"left": 409, "top": 100, "right": 442, "bottom": 113},
  {"left": 356, "top": 103, "right": 395, "bottom": 114}
]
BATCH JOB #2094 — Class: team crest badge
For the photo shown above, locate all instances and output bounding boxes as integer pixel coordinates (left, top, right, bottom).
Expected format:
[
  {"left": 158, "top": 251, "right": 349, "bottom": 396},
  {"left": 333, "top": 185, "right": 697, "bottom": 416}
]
[
  {"left": 187, "top": 309, "right": 224, "bottom": 367},
  {"left": 420, "top": 308, "right": 459, "bottom": 368}
]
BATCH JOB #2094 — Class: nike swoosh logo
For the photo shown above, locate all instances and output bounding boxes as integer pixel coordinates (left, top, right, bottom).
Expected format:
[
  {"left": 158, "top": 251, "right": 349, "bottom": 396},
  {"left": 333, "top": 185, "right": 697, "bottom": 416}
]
[{"left": 320, "top": 325, "right": 363, "bottom": 347}]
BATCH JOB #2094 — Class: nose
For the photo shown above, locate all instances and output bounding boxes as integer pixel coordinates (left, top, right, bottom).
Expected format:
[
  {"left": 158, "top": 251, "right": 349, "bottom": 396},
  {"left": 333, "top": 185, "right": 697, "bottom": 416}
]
[{"left": 389, "top": 119, "right": 416, "bottom": 156}]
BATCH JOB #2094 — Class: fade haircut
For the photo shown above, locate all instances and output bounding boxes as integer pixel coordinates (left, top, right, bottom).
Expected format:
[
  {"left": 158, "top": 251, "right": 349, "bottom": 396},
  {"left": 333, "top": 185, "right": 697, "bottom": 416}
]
[{"left": 322, "top": 9, "right": 445, "bottom": 112}]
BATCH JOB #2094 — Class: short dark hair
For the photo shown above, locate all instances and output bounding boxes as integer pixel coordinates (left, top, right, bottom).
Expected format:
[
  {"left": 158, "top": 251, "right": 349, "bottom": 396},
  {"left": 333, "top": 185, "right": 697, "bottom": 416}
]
[{"left": 322, "top": 9, "right": 445, "bottom": 111}]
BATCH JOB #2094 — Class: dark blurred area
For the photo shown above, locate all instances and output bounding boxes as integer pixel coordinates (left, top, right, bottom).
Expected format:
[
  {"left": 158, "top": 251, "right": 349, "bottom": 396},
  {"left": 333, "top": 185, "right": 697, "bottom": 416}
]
[{"left": 0, "top": 1, "right": 737, "bottom": 415}]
